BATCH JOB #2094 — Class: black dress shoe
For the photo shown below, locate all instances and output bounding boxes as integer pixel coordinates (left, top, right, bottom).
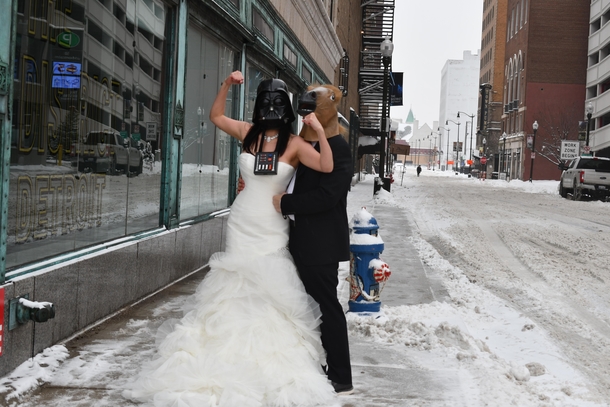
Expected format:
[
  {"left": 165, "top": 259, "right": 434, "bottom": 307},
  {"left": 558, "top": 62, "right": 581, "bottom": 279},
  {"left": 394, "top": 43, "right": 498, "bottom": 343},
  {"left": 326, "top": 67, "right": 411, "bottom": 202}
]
[{"left": 331, "top": 381, "right": 354, "bottom": 395}]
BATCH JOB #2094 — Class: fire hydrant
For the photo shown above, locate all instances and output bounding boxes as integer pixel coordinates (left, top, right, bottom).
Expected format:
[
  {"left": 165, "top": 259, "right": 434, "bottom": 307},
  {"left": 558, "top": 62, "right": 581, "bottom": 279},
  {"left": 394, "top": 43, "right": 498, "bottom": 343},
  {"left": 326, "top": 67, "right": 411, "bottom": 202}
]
[{"left": 347, "top": 208, "right": 391, "bottom": 313}]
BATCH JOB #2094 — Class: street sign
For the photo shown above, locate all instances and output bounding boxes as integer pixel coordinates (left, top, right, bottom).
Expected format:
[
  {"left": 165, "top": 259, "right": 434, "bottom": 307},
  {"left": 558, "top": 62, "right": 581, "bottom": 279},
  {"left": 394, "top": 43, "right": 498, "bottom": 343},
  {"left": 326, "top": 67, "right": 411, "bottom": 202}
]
[
  {"left": 481, "top": 156, "right": 487, "bottom": 165},
  {"left": 584, "top": 145, "right": 591, "bottom": 154},
  {"left": 531, "top": 152, "right": 536, "bottom": 159},
  {"left": 132, "top": 124, "right": 141, "bottom": 141},
  {"left": 560, "top": 140, "right": 579, "bottom": 160},
  {"left": 146, "top": 122, "right": 157, "bottom": 141}
]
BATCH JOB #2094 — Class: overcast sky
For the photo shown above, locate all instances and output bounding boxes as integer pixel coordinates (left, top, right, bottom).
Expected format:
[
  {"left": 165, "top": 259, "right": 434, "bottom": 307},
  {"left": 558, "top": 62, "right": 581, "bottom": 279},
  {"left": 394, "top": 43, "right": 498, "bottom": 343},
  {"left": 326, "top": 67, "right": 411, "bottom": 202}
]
[{"left": 391, "top": 0, "right": 484, "bottom": 127}]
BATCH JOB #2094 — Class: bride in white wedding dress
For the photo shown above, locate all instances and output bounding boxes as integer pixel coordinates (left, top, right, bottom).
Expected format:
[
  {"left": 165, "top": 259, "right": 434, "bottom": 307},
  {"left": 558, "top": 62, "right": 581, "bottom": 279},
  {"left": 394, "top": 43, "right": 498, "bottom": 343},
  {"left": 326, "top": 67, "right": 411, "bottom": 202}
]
[{"left": 123, "top": 72, "right": 337, "bottom": 406}]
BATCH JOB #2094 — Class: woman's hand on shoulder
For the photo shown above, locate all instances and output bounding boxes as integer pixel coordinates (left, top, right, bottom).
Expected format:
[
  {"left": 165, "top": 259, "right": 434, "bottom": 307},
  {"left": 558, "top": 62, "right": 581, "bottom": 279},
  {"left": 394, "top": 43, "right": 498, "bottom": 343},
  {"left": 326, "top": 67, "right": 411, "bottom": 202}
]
[
  {"left": 302, "top": 113, "right": 323, "bottom": 133},
  {"left": 291, "top": 131, "right": 333, "bottom": 173}
]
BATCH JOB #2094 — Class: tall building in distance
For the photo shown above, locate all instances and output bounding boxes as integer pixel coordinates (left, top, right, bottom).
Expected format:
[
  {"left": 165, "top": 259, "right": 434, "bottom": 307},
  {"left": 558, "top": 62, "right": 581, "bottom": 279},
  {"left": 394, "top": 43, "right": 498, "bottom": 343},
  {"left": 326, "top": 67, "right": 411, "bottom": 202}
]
[
  {"left": 478, "top": 0, "right": 508, "bottom": 165},
  {"left": 501, "top": 0, "right": 589, "bottom": 181},
  {"left": 587, "top": 1, "right": 610, "bottom": 157},
  {"left": 438, "top": 50, "right": 480, "bottom": 170}
]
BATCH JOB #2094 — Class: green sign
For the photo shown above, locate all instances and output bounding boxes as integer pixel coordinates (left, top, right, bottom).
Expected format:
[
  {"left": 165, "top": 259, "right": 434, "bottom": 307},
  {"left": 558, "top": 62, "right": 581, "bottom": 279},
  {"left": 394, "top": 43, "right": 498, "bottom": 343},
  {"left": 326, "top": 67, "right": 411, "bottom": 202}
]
[
  {"left": 57, "top": 32, "right": 81, "bottom": 49},
  {"left": 120, "top": 131, "right": 128, "bottom": 138},
  {"left": 132, "top": 133, "right": 141, "bottom": 141}
]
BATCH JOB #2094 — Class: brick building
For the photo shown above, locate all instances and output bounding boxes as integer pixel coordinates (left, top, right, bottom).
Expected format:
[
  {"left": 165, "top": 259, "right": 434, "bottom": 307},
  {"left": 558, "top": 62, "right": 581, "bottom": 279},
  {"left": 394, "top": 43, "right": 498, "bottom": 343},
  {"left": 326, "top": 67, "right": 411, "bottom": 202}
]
[
  {"left": 478, "top": 0, "right": 508, "bottom": 172},
  {"left": 501, "top": 0, "right": 589, "bottom": 181}
]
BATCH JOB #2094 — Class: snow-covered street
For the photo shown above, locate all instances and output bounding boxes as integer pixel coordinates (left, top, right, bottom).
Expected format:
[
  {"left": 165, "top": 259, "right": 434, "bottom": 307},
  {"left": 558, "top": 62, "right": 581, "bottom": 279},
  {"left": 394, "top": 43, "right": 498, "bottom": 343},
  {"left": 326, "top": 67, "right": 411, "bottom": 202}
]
[
  {"left": 346, "top": 168, "right": 610, "bottom": 406},
  {"left": 2, "top": 167, "right": 610, "bottom": 406}
]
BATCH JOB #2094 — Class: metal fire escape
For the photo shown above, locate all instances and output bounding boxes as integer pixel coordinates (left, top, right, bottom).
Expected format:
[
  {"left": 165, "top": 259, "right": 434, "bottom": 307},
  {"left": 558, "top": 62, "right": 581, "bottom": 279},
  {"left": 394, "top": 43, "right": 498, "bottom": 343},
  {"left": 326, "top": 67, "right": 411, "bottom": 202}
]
[{"left": 359, "top": 0, "right": 395, "bottom": 138}]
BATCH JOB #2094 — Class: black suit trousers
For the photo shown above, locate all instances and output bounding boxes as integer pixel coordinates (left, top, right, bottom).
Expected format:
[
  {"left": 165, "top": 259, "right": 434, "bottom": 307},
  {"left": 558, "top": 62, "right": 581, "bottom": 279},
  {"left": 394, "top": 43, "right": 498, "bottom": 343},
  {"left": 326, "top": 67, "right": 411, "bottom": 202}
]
[{"left": 294, "top": 259, "right": 352, "bottom": 386}]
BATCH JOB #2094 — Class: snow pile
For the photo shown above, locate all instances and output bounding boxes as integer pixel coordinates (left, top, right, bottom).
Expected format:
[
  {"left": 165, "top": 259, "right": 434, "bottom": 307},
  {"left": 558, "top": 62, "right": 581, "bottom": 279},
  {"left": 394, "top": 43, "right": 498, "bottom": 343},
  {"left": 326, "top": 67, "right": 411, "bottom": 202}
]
[
  {"left": 349, "top": 207, "right": 375, "bottom": 227},
  {"left": 0, "top": 345, "right": 69, "bottom": 401},
  {"left": 354, "top": 224, "right": 600, "bottom": 405}
]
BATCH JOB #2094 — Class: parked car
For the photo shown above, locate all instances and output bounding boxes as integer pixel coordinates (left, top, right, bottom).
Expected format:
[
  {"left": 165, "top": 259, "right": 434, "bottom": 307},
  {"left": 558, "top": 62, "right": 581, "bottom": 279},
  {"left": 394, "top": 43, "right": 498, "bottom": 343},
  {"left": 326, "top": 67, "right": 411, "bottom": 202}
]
[
  {"left": 558, "top": 156, "right": 610, "bottom": 201},
  {"left": 72, "top": 131, "right": 143, "bottom": 175}
]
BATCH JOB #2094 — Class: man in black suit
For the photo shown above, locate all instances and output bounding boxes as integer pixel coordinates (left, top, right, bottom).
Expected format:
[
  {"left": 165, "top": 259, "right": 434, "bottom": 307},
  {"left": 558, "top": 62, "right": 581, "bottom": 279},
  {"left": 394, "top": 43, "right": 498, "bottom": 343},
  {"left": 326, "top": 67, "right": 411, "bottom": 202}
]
[{"left": 273, "top": 127, "right": 354, "bottom": 395}]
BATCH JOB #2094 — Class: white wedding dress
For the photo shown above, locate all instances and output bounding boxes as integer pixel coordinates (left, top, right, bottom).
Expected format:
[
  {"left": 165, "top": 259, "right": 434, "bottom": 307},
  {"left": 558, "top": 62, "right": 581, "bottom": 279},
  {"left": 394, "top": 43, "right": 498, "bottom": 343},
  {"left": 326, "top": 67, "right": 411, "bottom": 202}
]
[{"left": 124, "top": 153, "right": 335, "bottom": 407}]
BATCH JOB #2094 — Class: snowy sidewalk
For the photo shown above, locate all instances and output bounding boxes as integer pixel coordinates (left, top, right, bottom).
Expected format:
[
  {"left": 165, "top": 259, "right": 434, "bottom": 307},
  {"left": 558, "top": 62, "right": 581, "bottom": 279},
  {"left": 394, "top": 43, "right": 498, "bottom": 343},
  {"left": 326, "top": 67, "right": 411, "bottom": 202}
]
[
  {"left": 341, "top": 176, "right": 470, "bottom": 407},
  {"left": 0, "top": 175, "right": 470, "bottom": 407}
]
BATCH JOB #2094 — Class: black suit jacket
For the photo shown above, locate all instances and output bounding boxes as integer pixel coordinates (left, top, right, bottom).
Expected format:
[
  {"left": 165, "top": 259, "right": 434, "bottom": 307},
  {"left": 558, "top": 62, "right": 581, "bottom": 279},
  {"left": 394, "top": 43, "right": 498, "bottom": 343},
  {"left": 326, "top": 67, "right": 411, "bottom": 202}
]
[{"left": 281, "top": 135, "right": 352, "bottom": 266}]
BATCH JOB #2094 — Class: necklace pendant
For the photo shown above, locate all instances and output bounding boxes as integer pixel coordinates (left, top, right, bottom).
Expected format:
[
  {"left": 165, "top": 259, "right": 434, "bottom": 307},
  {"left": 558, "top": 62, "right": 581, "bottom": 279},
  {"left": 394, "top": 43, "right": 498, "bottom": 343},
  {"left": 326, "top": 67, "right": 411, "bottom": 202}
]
[{"left": 264, "top": 134, "right": 279, "bottom": 143}]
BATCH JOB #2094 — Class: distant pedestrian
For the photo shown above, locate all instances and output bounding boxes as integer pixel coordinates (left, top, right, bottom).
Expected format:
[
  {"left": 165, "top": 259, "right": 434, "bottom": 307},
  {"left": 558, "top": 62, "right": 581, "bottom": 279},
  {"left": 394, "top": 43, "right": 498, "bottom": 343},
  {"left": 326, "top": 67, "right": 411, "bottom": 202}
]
[{"left": 416, "top": 165, "right": 422, "bottom": 177}]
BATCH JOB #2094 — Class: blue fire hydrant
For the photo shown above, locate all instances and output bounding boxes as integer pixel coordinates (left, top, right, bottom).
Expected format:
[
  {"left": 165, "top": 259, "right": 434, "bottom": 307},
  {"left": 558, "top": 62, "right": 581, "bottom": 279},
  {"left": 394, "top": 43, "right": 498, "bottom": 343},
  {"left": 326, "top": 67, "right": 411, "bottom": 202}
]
[{"left": 348, "top": 208, "right": 391, "bottom": 313}]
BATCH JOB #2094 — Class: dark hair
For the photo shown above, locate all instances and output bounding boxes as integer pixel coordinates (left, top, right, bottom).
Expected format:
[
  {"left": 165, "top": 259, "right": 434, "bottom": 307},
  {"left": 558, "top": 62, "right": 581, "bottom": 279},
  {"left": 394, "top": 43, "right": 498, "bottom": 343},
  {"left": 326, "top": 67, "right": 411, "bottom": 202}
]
[{"left": 242, "top": 122, "right": 291, "bottom": 157}]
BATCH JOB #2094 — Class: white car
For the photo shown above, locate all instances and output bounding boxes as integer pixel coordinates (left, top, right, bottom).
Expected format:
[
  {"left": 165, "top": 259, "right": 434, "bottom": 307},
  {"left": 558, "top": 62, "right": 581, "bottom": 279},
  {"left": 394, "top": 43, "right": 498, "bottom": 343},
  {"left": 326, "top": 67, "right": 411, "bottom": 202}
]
[{"left": 73, "top": 131, "right": 143, "bottom": 175}]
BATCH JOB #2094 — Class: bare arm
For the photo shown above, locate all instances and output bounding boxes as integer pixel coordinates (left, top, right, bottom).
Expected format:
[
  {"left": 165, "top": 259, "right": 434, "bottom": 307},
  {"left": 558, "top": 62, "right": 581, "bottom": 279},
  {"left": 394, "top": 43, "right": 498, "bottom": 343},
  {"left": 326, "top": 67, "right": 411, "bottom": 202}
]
[
  {"left": 209, "top": 71, "right": 250, "bottom": 141},
  {"left": 295, "top": 113, "right": 333, "bottom": 173}
]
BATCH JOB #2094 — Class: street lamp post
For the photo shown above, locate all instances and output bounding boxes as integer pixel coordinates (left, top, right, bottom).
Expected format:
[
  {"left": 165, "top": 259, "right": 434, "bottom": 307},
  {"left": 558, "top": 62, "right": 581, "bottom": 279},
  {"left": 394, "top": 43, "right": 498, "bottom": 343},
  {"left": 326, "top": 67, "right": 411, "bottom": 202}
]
[
  {"left": 427, "top": 135, "right": 432, "bottom": 169},
  {"left": 375, "top": 36, "right": 394, "bottom": 195},
  {"left": 482, "top": 137, "right": 487, "bottom": 175},
  {"left": 469, "top": 126, "right": 474, "bottom": 166},
  {"left": 529, "top": 121, "right": 538, "bottom": 182},
  {"left": 501, "top": 132, "right": 507, "bottom": 174},
  {"left": 457, "top": 111, "right": 475, "bottom": 168},
  {"left": 446, "top": 119, "right": 461, "bottom": 172},
  {"left": 464, "top": 122, "right": 469, "bottom": 167},
  {"left": 585, "top": 102, "right": 593, "bottom": 148},
  {"left": 438, "top": 126, "right": 450, "bottom": 171},
  {"left": 431, "top": 133, "right": 437, "bottom": 170}
]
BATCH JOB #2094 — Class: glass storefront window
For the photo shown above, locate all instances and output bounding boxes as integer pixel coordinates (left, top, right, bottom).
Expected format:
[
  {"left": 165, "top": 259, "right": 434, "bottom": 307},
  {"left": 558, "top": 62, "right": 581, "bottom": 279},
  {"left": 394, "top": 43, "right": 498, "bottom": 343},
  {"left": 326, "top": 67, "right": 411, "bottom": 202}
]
[
  {"left": 7, "top": 0, "right": 172, "bottom": 271},
  {"left": 180, "top": 24, "right": 236, "bottom": 219},
  {"left": 244, "top": 64, "right": 269, "bottom": 124}
]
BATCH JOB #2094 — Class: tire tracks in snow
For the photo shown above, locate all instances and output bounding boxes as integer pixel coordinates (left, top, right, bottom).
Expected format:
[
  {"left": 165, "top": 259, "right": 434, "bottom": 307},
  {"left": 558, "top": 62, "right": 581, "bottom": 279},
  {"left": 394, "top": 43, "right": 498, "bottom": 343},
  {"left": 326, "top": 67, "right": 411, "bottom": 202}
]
[{"left": 403, "top": 177, "right": 610, "bottom": 399}]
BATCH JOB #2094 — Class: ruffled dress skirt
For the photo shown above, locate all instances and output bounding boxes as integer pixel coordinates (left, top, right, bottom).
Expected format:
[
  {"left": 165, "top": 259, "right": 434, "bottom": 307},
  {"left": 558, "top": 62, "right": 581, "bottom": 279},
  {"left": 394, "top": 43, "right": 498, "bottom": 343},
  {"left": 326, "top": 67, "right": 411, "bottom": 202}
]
[{"left": 123, "top": 249, "right": 335, "bottom": 407}]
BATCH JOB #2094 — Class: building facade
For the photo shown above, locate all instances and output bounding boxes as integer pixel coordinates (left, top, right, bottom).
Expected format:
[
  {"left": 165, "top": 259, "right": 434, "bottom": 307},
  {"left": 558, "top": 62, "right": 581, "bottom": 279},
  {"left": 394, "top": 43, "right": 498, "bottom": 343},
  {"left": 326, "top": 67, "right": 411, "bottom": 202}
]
[
  {"left": 501, "top": 0, "right": 589, "bottom": 181},
  {"left": 332, "top": 0, "right": 363, "bottom": 174},
  {"left": 587, "top": 0, "right": 610, "bottom": 157},
  {"left": 438, "top": 50, "right": 480, "bottom": 171},
  {"left": 0, "top": 0, "right": 351, "bottom": 376},
  {"left": 478, "top": 0, "right": 508, "bottom": 173}
]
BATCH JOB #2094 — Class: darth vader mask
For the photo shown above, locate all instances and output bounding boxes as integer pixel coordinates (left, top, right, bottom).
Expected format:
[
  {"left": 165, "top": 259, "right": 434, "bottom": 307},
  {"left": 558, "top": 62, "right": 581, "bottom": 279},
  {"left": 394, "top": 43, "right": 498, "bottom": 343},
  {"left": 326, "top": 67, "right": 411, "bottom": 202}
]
[{"left": 252, "top": 79, "right": 296, "bottom": 127}]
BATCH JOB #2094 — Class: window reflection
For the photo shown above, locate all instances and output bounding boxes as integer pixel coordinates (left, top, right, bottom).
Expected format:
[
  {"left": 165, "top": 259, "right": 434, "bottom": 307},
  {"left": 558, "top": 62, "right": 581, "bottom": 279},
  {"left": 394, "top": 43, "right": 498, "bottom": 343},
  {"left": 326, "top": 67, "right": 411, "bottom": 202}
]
[
  {"left": 181, "top": 24, "right": 235, "bottom": 219},
  {"left": 7, "top": 0, "right": 170, "bottom": 270},
  {"left": 245, "top": 65, "right": 268, "bottom": 124}
]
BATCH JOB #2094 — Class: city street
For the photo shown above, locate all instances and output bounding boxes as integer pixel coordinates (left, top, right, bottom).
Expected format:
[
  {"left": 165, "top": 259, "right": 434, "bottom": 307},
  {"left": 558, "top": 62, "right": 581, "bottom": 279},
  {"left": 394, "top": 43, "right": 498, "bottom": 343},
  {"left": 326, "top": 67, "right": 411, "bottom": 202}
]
[{"left": 369, "top": 167, "right": 610, "bottom": 405}]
